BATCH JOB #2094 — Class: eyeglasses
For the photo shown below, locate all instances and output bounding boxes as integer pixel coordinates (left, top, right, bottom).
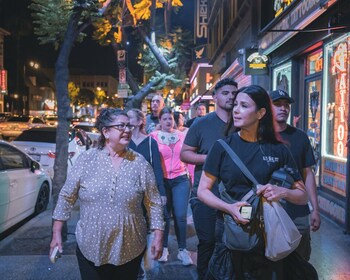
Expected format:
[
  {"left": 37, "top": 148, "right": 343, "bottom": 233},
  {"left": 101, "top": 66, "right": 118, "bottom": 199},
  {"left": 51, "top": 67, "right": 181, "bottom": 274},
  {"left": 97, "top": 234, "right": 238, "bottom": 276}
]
[{"left": 108, "top": 123, "right": 136, "bottom": 131}]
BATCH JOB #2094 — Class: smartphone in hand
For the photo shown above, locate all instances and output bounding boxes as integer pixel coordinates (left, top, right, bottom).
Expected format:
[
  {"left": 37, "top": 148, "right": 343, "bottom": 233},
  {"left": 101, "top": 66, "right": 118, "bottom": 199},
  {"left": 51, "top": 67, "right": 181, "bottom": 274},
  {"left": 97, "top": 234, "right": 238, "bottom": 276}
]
[
  {"left": 240, "top": 205, "right": 252, "bottom": 220},
  {"left": 50, "top": 246, "right": 61, "bottom": 263}
]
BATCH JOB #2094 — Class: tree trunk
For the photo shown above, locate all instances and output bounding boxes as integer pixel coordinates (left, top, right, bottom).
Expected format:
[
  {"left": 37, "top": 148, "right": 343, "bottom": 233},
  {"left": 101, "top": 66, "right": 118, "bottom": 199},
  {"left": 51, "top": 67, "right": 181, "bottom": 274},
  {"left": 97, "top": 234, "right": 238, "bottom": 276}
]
[
  {"left": 138, "top": 28, "right": 170, "bottom": 73},
  {"left": 150, "top": 0, "right": 157, "bottom": 43},
  {"left": 124, "top": 78, "right": 162, "bottom": 110},
  {"left": 126, "top": 68, "right": 140, "bottom": 93},
  {"left": 164, "top": 0, "right": 172, "bottom": 35},
  {"left": 52, "top": 11, "right": 82, "bottom": 204}
]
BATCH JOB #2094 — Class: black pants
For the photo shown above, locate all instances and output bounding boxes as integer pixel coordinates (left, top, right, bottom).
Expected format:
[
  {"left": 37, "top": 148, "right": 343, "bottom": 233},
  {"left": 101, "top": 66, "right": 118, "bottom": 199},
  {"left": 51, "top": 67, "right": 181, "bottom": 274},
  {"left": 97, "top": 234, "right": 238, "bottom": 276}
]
[
  {"left": 76, "top": 246, "right": 145, "bottom": 280},
  {"left": 190, "top": 195, "right": 218, "bottom": 280}
]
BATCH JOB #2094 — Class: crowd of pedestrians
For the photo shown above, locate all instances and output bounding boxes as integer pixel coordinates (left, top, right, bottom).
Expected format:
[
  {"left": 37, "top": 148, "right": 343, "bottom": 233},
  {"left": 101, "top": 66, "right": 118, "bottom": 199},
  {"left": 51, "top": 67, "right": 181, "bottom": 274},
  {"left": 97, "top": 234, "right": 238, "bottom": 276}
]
[{"left": 49, "top": 79, "right": 321, "bottom": 280}]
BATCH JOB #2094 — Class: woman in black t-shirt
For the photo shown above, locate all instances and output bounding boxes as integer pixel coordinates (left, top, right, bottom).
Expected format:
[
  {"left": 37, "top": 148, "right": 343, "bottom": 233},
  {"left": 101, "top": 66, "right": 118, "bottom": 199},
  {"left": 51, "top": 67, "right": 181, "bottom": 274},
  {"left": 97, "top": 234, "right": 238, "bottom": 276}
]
[{"left": 198, "top": 85, "right": 308, "bottom": 279}]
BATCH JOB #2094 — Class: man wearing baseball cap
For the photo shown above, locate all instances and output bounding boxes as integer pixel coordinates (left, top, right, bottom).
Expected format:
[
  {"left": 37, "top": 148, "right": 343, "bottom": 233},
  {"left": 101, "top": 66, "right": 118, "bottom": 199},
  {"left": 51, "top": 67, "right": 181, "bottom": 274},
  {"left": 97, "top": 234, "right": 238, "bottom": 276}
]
[{"left": 270, "top": 89, "right": 321, "bottom": 261}]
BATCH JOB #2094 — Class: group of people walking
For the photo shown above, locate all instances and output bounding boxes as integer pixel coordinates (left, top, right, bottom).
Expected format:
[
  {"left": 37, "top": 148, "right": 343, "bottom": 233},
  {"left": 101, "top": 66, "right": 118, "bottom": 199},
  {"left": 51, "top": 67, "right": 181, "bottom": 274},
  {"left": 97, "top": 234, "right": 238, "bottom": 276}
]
[{"left": 49, "top": 79, "right": 320, "bottom": 280}]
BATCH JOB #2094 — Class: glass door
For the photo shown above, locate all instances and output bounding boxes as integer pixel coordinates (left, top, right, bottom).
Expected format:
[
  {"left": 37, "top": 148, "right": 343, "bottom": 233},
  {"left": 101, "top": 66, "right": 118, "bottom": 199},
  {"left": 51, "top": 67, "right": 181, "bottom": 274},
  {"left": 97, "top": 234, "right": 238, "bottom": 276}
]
[{"left": 305, "top": 78, "right": 322, "bottom": 184}]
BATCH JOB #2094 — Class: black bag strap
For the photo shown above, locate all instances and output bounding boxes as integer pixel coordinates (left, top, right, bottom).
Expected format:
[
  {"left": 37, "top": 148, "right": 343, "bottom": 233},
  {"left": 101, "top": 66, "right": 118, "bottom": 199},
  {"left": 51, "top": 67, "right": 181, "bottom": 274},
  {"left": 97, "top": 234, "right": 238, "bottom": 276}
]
[{"left": 218, "top": 139, "right": 259, "bottom": 201}]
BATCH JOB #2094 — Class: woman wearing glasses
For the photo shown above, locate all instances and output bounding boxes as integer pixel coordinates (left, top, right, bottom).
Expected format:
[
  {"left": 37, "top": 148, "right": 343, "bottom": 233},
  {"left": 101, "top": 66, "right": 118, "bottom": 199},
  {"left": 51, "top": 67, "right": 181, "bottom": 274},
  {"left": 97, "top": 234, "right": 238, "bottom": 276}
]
[
  {"left": 49, "top": 108, "right": 164, "bottom": 280},
  {"left": 150, "top": 107, "right": 193, "bottom": 266}
]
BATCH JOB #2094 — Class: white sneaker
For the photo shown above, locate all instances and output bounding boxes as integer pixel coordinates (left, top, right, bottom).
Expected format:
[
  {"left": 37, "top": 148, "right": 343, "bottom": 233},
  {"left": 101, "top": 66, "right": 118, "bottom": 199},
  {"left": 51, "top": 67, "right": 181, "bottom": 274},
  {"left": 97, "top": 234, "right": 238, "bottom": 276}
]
[
  {"left": 177, "top": 249, "right": 193, "bottom": 266},
  {"left": 158, "top": 247, "right": 169, "bottom": 262}
]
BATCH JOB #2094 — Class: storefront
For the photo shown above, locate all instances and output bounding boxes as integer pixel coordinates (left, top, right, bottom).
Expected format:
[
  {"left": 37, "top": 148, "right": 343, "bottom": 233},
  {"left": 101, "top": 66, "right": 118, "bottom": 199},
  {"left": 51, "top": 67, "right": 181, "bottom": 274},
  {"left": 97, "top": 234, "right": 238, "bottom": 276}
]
[
  {"left": 259, "top": 0, "right": 350, "bottom": 232},
  {"left": 188, "top": 63, "right": 215, "bottom": 117}
]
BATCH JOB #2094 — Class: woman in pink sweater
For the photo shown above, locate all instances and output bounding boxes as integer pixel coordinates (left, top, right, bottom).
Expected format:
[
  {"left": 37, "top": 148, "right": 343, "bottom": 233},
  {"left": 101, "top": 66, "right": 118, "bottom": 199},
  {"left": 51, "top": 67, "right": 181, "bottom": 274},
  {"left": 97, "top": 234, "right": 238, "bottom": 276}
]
[{"left": 150, "top": 107, "right": 193, "bottom": 266}]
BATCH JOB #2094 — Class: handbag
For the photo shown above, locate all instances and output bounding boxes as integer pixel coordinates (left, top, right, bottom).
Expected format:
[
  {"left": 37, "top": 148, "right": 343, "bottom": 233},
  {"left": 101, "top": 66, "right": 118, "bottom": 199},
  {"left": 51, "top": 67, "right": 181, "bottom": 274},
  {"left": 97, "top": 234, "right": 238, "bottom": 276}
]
[
  {"left": 218, "top": 139, "right": 301, "bottom": 261},
  {"left": 218, "top": 140, "right": 264, "bottom": 252},
  {"left": 263, "top": 199, "right": 301, "bottom": 261}
]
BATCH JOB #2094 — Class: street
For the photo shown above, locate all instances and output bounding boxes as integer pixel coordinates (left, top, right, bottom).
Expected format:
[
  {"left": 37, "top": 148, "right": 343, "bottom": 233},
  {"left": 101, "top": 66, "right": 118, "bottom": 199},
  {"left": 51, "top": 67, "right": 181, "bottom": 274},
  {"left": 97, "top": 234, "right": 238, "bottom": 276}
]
[{"left": 0, "top": 201, "right": 350, "bottom": 280}]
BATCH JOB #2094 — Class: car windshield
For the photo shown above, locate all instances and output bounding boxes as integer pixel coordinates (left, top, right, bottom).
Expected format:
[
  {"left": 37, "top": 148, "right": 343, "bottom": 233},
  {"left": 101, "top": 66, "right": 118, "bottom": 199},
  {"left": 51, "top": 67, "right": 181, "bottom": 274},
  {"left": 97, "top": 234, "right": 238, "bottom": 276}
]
[
  {"left": 46, "top": 117, "right": 57, "bottom": 121},
  {"left": 14, "top": 130, "right": 56, "bottom": 143},
  {"left": 7, "top": 116, "right": 30, "bottom": 122}
]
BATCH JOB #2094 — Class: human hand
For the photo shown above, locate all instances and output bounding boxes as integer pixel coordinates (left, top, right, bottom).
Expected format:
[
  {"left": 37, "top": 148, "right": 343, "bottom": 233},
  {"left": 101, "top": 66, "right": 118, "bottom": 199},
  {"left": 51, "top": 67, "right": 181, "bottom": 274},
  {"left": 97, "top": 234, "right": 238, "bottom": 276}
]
[
  {"left": 227, "top": 201, "right": 251, "bottom": 225},
  {"left": 151, "top": 230, "right": 164, "bottom": 260},
  {"left": 49, "top": 231, "right": 63, "bottom": 257},
  {"left": 310, "top": 210, "right": 321, "bottom": 231},
  {"left": 257, "top": 184, "right": 286, "bottom": 202}
]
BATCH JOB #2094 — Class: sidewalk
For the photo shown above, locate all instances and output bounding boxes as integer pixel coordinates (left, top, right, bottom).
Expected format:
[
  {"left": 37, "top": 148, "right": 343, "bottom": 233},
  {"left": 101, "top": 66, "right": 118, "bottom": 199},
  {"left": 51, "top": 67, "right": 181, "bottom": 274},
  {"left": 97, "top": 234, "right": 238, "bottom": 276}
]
[
  {"left": 0, "top": 202, "right": 198, "bottom": 280},
  {"left": 1, "top": 201, "right": 350, "bottom": 280}
]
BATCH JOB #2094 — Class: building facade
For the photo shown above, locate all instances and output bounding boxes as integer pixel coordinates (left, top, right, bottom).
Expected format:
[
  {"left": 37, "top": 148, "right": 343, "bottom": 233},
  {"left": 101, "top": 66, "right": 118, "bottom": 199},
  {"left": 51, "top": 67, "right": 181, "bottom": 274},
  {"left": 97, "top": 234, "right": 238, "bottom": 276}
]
[
  {"left": 258, "top": 0, "right": 350, "bottom": 232},
  {"left": 190, "top": 0, "right": 350, "bottom": 232},
  {"left": 0, "top": 27, "right": 10, "bottom": 113}
]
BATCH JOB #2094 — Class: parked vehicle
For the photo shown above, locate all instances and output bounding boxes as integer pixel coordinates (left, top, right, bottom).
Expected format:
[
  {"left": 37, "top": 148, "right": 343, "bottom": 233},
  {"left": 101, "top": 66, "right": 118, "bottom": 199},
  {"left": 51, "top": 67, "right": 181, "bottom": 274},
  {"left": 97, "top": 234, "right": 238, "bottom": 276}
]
[
  {"left": 79, "top": 114, "right": 95, "bottom": 123},
  {"left": 0, "top": 112, "right": 12, "bottom": 122},
  {"left": 70, "top": 116, "right": 80, "bottom": 127},
  {"left": 44, "top": 115, "right": 58, "bottom": 126},
  {"left": 73, "top": 122, "right": 100, "bottom": 146},
  {"left": 0, "top": 116, "right": 47, "bottom": 140},
  {"left": 12, "top": 127, "right": 90, "bottom": 178},
  {"left": 0, "top": 140, "right": 52, "bottom": 234}
]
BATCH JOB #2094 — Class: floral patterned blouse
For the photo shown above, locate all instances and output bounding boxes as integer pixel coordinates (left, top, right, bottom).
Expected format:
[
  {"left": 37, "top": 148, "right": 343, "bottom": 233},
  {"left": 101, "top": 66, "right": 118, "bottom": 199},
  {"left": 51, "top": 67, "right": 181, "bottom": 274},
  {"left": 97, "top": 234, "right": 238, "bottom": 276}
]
[{"left": 53, "top": 147, "right": 164, "bottom": 266}]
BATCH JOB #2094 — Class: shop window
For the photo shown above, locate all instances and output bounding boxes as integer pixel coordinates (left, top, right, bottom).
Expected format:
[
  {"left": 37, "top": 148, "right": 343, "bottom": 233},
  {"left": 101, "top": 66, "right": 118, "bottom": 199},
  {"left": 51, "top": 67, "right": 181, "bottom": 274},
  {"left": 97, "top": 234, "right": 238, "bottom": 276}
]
[
  {"left": 321, "top": 33, "right": 349, "bottom": 197},
  {"left": 273, "top": 62, "right": 292, "bottom": 124},
  {"left": 272, "top": 61, "right": 292, "bottom": 94},
  {"left": 306, "top": 49, "right": 323, "bottom": 75}
]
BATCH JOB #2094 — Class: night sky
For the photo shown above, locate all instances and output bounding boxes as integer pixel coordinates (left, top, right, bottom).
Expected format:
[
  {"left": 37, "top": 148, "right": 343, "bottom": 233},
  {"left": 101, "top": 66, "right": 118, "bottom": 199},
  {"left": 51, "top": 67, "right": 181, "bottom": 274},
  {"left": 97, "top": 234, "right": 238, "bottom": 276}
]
[{"left": 0, "top": 0, "right": 194, "bottom": 93}]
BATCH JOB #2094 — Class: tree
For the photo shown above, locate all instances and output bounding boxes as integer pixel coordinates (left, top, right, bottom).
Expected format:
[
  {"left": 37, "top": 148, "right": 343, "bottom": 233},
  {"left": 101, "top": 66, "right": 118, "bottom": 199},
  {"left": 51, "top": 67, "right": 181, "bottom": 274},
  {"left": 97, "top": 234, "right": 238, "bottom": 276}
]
[
  {"left": 68, "top": 81, "right": 80, "bottom": 107},
  {"left": 29, "top": 0, "right": 191, "bottom": 200},
  {"left": 94, "top": 87, "right": 107, "bottom": 106}
]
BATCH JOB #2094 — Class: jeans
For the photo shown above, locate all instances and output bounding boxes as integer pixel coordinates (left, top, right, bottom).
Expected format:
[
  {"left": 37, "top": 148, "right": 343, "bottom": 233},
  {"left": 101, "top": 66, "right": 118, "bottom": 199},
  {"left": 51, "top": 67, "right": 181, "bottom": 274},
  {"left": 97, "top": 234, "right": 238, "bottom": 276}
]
[
  {"left": 190, "top": 192, "right": 218, "bottom": 280},
  {"left": 163, "top": 174, "right": 190, "bottom": 249},
  {"left": 76, "top": 245, "right": 144, "bottom": 280}
]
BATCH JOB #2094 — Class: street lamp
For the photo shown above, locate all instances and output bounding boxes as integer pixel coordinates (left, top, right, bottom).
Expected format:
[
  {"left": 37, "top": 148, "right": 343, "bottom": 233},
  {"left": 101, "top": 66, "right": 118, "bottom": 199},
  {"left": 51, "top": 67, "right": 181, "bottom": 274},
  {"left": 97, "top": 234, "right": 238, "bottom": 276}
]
[
  {"left": 24, "top": 60, "right": 40, "bottom": 115},
  {"left": 12, "top": 93, "right": 19, "bottom": 114}
]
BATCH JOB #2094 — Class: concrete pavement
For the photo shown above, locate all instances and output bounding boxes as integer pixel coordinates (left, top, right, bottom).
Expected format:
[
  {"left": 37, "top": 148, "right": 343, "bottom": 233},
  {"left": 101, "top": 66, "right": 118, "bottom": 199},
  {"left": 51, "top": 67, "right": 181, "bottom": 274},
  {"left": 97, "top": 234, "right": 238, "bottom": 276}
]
[{"left": 1, "top": 200, "right": 350, "bottom": 280}]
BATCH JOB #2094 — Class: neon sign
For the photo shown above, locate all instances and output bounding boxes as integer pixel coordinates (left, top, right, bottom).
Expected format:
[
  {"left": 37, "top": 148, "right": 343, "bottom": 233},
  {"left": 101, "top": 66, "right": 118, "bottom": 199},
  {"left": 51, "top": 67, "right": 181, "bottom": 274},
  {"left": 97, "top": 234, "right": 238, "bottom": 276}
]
[
  {"left": 0, "top": 69, "right": 7, "bottom": 93},
  {"left": 332, "top": 42, "right": 348, "bottom": 157}
]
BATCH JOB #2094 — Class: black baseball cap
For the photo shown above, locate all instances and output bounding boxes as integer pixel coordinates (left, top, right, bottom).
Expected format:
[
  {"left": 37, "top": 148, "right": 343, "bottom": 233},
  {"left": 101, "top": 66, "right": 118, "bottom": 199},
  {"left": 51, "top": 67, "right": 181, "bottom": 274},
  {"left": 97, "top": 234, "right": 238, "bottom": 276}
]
[{"left": 269, "top": 89, "right": 295, "bottom": 103}]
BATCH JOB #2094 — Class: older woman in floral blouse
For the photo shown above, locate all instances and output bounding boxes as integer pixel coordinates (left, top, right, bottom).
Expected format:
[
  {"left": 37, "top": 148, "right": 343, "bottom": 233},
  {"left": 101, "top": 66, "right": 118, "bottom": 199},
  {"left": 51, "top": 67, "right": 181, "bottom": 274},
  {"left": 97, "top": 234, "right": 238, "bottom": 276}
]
[{"left": 49, "top": 108, "right": 164, "bottom": 280}]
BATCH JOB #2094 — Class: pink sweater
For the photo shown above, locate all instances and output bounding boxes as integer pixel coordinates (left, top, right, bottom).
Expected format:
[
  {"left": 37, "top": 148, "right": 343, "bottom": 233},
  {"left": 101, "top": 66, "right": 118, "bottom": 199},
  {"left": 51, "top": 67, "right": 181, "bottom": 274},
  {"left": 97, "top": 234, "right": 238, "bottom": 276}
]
[{"left": 150, "top": 130, "right": 188, "bottom": 179}]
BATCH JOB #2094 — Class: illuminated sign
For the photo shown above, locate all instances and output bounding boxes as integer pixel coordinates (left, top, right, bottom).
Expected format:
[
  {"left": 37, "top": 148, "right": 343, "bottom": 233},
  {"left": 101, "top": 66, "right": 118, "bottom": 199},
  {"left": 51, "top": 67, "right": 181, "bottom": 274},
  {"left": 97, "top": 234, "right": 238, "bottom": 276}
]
[
  {"left": 321, "top": 158, "right": 346, "bottom": 196},
  {"left": 195, "top": 0, "right": 208, "bottom": 45},
  {"left": 119, "top": 68, "right": 126, "bottom": 84},
  {"left": 117, "top": 50, "right": 126, "bottom": 62},
  {"left": 0, "top": 69, "right": 7, "bottom": 94},
  {"left": 193, "top": 45, "right": 207, "bottom": 61},
  {"left": 274, "top": 0, "right": 295, "bottom": 17},
  {"left": 332, "top": 42, "right": 348, "bottom": 157},
  {"left": 44, "top": 99, "right": 55, "bottom": 110},
  {"left": 206, "top": 72, "right": 213, "bottom": 90},
  {"left": 261, "top": 0, "right": 323, "bottom": 54},
  {"left": 244, "top": 49, "right": 269, "bottom": 75},
  {"left": 318, "top": 195, "right": 345, "bottom": 224}
]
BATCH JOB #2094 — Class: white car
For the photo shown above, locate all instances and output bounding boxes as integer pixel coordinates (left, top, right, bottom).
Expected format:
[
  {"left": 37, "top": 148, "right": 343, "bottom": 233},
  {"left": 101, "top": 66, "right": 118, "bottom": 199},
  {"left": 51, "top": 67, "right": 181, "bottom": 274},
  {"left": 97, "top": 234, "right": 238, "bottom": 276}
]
[
  {"left": 73, "top": 122, "right": 100, "bottom": 146},
  {"left": 0, "top": 140, "right": 52, "bottom": 234},
  {"left": 0, "top": 116, "right": 47, "bottom": 140},
  {"left": 44, "top": 115, "right": 58, "bottom": 126},
  {"left": 12, "top": 127, "right": 90, "bottom": 178}
]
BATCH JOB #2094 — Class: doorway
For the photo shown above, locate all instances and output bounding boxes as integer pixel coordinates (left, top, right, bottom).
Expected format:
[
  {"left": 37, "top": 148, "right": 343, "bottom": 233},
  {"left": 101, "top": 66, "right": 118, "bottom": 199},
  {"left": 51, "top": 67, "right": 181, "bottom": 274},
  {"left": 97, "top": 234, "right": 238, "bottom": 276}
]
[{"left": 305, "top": 77, "right": 322, "bottom": 184}]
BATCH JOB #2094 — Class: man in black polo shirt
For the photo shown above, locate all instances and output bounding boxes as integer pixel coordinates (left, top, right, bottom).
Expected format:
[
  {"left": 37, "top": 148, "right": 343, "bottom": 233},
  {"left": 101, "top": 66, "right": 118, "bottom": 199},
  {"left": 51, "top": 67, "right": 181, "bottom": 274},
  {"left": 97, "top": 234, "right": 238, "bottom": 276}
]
[
  {"left": 180, "top": 78, "right": 237, "bottom": 279},
  {"left": 270, "top": 89, "right": 321, "bottom": 261}
]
